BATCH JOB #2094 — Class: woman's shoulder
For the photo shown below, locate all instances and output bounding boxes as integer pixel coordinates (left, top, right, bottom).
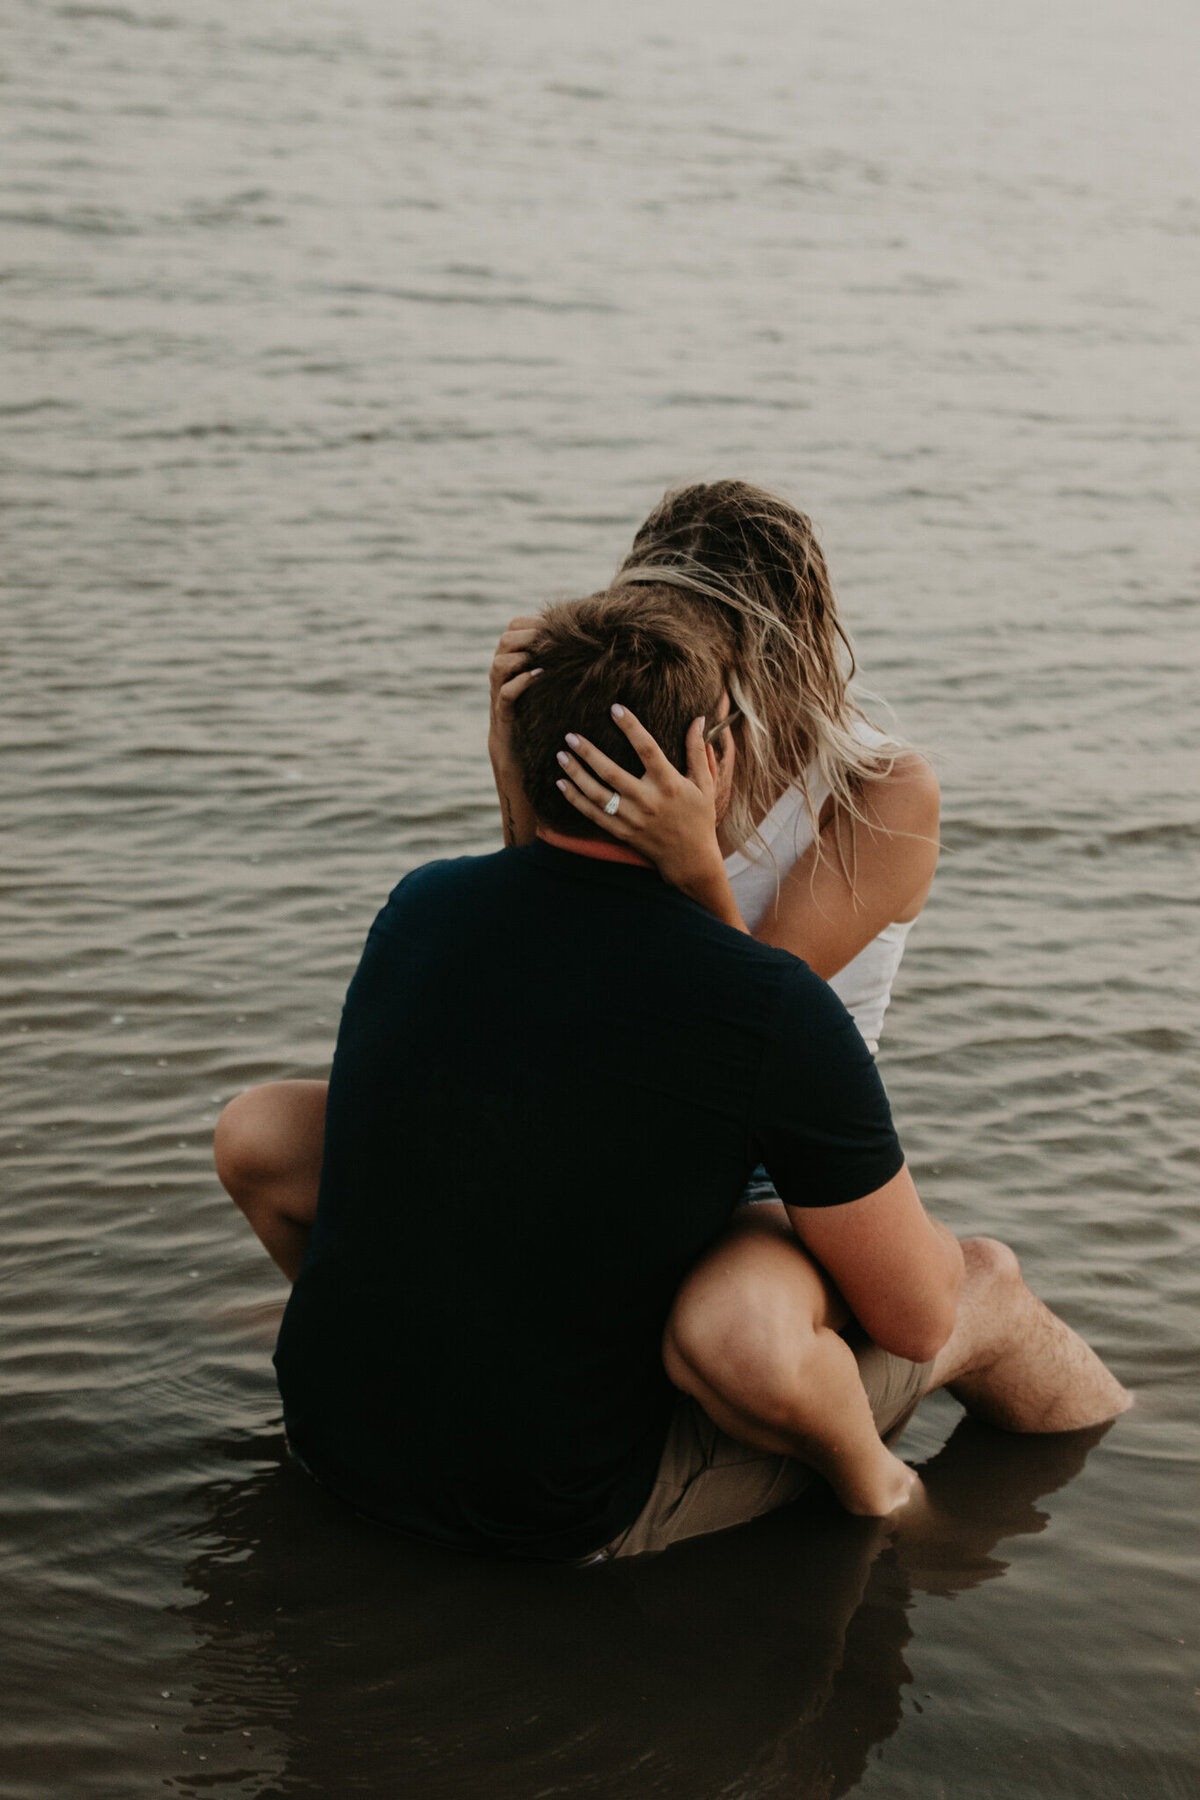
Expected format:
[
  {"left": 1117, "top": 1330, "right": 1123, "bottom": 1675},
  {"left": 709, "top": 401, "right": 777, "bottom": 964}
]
[
  {"left": 847, "top": 718, "right": 939, "bottom": 821},
  {"left": 854, "top": 746, "right": 941, "bottom": 924},
  {"left": 869, "top": 747, "right": 940, "bottom": 824}
]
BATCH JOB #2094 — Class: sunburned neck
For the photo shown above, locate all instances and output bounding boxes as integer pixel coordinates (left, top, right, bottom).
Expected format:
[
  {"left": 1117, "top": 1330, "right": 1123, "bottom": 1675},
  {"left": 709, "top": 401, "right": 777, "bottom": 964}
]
[{"left": 536, "top": 826, "right": 653, "bottom": 869}]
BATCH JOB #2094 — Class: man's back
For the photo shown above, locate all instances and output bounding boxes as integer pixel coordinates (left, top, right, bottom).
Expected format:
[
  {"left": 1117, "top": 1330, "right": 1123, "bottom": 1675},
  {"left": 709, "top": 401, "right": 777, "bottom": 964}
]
[{"left": 274, "top": 840, "right": 899, "bottom": 1560}]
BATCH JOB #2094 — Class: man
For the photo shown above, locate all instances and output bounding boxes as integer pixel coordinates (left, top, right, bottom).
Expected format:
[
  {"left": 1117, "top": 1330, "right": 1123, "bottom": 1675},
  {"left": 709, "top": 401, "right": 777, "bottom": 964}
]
[{"left": 216, "top": 590, "right": 1128, "bottom": 1561}]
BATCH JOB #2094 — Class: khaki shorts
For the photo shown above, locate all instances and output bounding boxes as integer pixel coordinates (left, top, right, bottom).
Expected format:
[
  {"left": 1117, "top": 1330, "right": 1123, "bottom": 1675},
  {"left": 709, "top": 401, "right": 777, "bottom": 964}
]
[{"left": 593, "top": 1331, "right": 934, "bottom": 1561}]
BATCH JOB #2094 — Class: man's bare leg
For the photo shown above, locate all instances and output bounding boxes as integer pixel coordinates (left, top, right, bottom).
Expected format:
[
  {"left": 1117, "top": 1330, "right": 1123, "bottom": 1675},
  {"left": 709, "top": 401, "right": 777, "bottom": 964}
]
[
  {"left": 927, "top": 1236, "right": 1131, "bottom": 1430},
  {"left": 214, "top": 1080, "right": 329, "bottom": 1281},
  {"left": 664, "top": 1206, "right": 1130, "bottom": 1520},
  {"left": 664, "top": 1205, "right": 921, "bottom": 1517}
]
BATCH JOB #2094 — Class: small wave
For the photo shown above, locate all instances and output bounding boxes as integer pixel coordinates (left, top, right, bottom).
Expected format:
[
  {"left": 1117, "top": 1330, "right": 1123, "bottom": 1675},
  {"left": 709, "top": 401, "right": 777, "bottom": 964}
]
[
  {"left": 123, "top": 421, "right": 251, "bottom": 441},
  {"left": 544, "top": 82, "right": 610, "bottom": 101},
  {"left": 0, "top": 399, "right": 73, "bottom": 419},
  {"left": 943, "top": 815, "right": 1200, "bottom": 851},
  {"left": 941, "top": 821, "right": 1072, "bottom": 847},
  {"left": 0, "top": 205, "right": 138, "bottom": 237},
  {"left": 56, "top": 3, "right": 179, "bottom": 25},
  {"left": 1106, "top": 820, "right": 1200, "bottom": 847},
  {"left": 182, "top": 192, "right": 283, "bottom": 229},
  {"left": 308, "top": 280, "right": 618, "bottom": 315},
  {"left": 659, "top": 391, "right": 812, "bottom": 412},
  {"left": 1117, "top": 1026, "right": 1191, "bottom": 1054}
]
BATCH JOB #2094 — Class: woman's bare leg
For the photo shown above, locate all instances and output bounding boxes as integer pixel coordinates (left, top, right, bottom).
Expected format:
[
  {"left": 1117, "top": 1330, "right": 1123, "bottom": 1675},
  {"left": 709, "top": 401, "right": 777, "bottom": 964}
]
[
  {"left": 214, "top": 1079, "right": 329, "bottom": 1281},
  {"left": 664, "top": 1203, "right": 921, "bottom": 1517}
]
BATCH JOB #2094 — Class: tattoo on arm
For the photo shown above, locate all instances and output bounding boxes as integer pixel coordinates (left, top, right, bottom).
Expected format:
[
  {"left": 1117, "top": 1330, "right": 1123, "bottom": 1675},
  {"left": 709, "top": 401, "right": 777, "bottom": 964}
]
[{"left": 503, "top": 796, "right": 518, "bottom": 848}]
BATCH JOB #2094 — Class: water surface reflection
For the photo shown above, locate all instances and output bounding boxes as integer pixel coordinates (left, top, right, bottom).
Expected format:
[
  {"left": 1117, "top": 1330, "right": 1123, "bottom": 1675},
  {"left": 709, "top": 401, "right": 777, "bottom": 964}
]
[{"left": 173, "top": 1418, "right": 1109, "bottom": 1798}]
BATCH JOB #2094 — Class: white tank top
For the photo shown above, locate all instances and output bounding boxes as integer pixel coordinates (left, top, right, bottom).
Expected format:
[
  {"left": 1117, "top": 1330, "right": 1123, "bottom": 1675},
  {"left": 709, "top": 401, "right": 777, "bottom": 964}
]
[{"left": 723, "top": 733, "right": 916, "bottom": 1055}]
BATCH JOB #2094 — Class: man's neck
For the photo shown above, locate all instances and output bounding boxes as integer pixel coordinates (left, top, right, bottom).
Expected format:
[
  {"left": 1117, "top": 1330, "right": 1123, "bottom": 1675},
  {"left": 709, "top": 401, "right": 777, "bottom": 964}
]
[{"left": 536, "top": 826, "right": 653, "bottom": 869}]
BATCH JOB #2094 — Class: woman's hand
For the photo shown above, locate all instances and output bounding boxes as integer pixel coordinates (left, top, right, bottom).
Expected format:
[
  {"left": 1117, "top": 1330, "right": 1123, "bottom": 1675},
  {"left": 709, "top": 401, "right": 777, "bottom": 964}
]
[
  {"left": 489, "top": 616, "right": 543, "bottom": 762},
  {"left": 489, "top": 616, "right": 543, "bottom": 847},
  {"left": 555, "top": 705, "right": 747, "bottom": 931}
]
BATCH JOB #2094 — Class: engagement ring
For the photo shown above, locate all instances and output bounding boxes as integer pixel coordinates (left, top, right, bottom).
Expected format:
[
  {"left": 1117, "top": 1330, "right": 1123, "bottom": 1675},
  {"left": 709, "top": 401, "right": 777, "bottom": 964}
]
[{"left": 604, "top": 792, "right": 621, "bottom": 817}]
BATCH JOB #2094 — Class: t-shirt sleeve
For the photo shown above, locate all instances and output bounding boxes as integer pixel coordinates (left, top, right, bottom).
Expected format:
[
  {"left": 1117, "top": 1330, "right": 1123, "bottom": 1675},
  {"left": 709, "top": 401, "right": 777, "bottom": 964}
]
[{"left": 750, "top": 963, "right": 905, "bottom": 1208}]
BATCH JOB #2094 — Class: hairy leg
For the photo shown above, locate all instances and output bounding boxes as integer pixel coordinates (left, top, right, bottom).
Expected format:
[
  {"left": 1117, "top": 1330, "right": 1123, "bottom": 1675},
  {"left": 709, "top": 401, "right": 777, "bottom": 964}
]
[
  {"left": 214, "top": 1079, "right": 329, "bottom": 1281},
  {"left": 664, "top": 1203, "right": 920, "bottom": 1517},
  {"left": 927, "top": 1236, "right": 1130, "bottom": 1431}
]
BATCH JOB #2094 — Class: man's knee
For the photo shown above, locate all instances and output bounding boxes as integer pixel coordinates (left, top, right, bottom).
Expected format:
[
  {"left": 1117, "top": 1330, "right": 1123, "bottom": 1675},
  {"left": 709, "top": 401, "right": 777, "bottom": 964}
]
[
  {"left": 960, "top": 1235, "right": 1023, "bottom": 1300},
  {"left": 927, "top": 1235, "right": 1028, "bottom": 1395},
  {"left": 214, "top": 1085, "right": 310, "bottom": 1203},
  {"left": 216, "top": 1080, "right": 326, "bottom": 1185},
  {"left": 214, "top": 1090, "right": 271, "bottom": 1204},
  {"left": 664, "top": 1254, "right": 816, "bottom": 1429},
  {"left": 664, "top": 1275, "right": 740, "bottom": 1394}
]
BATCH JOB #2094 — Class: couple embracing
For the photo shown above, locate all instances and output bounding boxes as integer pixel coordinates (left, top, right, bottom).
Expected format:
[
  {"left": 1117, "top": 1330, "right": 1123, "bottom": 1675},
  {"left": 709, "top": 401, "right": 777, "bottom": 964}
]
[{"left": 216, "top": 481, "right": 1128, "bottom": 1562}]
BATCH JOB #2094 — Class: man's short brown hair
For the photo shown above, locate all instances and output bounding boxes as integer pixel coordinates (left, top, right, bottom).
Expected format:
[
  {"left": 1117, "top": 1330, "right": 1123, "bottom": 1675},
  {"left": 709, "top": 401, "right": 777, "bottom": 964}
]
[{"left": 512, "top": 587, "right": 730, "bottom": 837}]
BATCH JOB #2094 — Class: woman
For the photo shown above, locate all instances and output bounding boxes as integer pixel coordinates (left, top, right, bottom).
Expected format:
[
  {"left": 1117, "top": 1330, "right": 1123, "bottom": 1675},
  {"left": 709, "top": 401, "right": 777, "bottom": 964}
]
[{"left": 491, "top": 479, "right": 940, "bottom": 1051}]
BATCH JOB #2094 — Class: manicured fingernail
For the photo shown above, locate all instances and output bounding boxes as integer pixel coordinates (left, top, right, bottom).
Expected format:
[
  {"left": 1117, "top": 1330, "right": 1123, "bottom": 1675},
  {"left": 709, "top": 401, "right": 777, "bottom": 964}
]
[
  {"left": 565, "top": 732, "right": 580, "bottom": 748},
  {"left": 556, "top": 750, "right": 570, "bottom": 767},
  {"left": 555, "top": 779, "right": 567, "bottom": 792},
  {"left": 698, "top": 716, "right": 706, "bottom": 732},
  {"left": 530, "top": 667, "right": 544, "bottom": 676},
  {"left": 611, "top": 704, "right": 625, "bottom": 719}
]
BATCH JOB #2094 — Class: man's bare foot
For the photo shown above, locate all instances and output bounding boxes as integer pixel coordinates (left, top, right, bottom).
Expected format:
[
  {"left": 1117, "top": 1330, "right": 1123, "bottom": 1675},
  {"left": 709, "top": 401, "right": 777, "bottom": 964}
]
[
  {"left": 842, "top": 1448, "right": 923, "bottom": 1518},
  {"left": 880, "top": 1475, "right": 958, "bottom": 1560},
  {"left": 883, "top": 1463, "right": 925, "bottom": 1517}
]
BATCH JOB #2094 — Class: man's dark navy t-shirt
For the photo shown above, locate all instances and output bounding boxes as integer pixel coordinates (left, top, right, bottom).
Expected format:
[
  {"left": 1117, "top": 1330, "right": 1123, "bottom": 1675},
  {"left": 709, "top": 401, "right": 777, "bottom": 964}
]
[{"left": 274, "top": 841, "right": 904, "bottom": 1561}]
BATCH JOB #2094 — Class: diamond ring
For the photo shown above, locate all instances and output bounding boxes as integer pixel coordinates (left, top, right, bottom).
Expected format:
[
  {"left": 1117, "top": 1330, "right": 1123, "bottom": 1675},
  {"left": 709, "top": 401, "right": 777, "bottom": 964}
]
[{"left": 604, "top": 792, "right": 621, "bottom": 817}]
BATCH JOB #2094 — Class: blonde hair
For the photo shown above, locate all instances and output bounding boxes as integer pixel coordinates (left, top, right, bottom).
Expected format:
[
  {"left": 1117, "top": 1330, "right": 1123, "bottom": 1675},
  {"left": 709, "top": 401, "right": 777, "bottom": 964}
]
[{"left": 614, "top": 481, "right": 896, "bottom": 860}]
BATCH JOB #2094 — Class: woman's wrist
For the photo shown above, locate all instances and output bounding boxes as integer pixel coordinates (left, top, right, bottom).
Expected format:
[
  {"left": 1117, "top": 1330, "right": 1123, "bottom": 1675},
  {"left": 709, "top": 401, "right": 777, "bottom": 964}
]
[
  {"left": 668, "top": 853, "right": 747, "bottom": 932},
  {"left": 488, "top": 728, "right": 516, "bottom": 772},
  {"left": 490, "top": 746, "right": 538, "bottom": 847}
]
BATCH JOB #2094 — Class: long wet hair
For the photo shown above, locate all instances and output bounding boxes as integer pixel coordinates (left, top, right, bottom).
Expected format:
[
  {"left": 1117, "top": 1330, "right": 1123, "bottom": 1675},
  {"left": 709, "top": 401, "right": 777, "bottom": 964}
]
[{"left": 612, "top": 480, "right": 896, "bottom": 859}]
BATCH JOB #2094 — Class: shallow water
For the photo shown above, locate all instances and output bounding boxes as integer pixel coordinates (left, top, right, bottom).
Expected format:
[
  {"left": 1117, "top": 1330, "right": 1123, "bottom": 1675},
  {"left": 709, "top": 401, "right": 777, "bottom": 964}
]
[{"left": 2, "top": 0, "right": 1198, "bottom": 1794}]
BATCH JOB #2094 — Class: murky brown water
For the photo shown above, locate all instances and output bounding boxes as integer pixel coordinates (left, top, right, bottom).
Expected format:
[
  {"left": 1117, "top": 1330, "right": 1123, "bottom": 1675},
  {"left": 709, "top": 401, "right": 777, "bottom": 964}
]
[{"left": 2, "top": 0, "right": 1198, "bottom": 1794}]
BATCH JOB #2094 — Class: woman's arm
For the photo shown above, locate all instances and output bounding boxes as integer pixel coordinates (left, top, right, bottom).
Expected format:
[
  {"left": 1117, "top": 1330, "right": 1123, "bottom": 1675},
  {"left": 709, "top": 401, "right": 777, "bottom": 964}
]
[
  {"left": 489, "top": 617, "right": 543, "bottom": 847},
  {"left": 757, "top": 753, "right": 940, "bottom": 978}
]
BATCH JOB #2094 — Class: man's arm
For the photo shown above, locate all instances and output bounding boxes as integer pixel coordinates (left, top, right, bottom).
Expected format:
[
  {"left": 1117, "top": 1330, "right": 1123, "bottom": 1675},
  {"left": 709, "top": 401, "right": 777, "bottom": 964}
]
[
  {"left": 754, "top": 961, "right": 960, "bottom": 1361},
  {"left": 786, "top": 1164, "right": 964, "bottom": 1364}
]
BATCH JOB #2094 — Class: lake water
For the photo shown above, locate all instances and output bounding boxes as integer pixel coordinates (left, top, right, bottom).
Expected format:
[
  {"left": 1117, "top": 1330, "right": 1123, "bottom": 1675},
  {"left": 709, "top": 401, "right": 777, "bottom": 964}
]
[{"left": 2, "top": 0, "right": 1198, "bottom": 1794}]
